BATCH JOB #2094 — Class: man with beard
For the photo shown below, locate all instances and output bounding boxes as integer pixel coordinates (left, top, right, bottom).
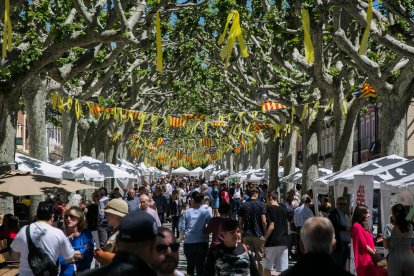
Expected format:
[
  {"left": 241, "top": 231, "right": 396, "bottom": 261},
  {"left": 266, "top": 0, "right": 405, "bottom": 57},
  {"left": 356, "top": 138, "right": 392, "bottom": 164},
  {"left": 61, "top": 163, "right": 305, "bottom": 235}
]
[{"left": 152, "top": 227, "right": 184, "bottom": 276}]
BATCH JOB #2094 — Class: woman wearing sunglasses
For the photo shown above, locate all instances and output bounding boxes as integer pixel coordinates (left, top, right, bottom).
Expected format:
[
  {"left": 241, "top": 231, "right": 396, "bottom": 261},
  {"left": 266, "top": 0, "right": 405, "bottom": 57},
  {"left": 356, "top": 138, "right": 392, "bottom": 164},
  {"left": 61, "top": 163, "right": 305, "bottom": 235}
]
[{"left": 58, "top": 206, "right": 94, "bottom": 276}]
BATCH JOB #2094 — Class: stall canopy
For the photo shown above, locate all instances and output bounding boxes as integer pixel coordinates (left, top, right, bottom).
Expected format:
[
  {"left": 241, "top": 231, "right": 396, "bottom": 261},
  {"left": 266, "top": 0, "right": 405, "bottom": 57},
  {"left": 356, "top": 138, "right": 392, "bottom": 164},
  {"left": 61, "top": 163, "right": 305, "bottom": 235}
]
[
  {"left": 172, "top": 166, "right": 190, "bottom": 175},
  {"left": 312, "top": 154, "right": 407, "bottom": 197},
  {"left": 281, "top": 167, "right": 330, "bottom": 183},
  {"left": 116, "top": 158, "right": 141, "bottom": 178},
  {"left": 15, "top": 153, "right": 74, "bottom": 179},
  {"left": 61, "top": 156, "right": 136, "bottom": 181},
  {"left": 189, "top": 167, "right": 204, "bottom": 178}
]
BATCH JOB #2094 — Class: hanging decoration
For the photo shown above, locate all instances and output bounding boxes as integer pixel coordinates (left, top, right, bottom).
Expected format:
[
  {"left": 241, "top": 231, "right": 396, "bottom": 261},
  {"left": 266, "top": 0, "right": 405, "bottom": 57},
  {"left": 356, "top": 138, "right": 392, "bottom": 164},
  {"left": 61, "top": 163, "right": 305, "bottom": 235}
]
[
  {"left": 2, "top": 0, "right": 12, "bottom": 59},
  {"left": 359, "top": 0, "right": 373, "bottom": 55},
  {"left": 324, "top": 99, "right": 334, "bottom": 112},
  {"left": 155, "top": 11, "right": 163, "bottom": 72},
  {"left": 301, "top": 9, "right": 314, "bottom": 64},
  {"left": 262, "top": 100, "right": 286, "bottom": 112},
  {"left": 353, "top": 82, "right": 377, "bottom": 98},
  {"left": 300, "top": 103, "right": 309, "bottom": 121},
  {"left": 217, "top": 10, "right": 249, "bottom": 68},
  {"left": 200, "top": 138, "right": 213, "bottom": 147},
  {"left": 168, "top": 116, "right": 186, "bottom": 128}
]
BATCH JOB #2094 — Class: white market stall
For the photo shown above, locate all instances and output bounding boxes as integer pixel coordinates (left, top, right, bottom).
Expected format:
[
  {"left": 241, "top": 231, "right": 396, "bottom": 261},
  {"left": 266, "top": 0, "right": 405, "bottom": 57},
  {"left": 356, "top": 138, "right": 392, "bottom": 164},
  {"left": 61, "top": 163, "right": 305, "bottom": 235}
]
[
  {"left": 203, "top": 164, "right": 216, "bottom": 180},
  {"left": 172, "top": 166, "right": 190, "bottom": 176},
  {"left": 189, "top": 167, "right": 204, "bottom": 178},
  {"left": 15, "top": 153, "right": 74, "bottom": 179},
  {"left": 281, "top": 167, "right": 332, "bottom": 184}
]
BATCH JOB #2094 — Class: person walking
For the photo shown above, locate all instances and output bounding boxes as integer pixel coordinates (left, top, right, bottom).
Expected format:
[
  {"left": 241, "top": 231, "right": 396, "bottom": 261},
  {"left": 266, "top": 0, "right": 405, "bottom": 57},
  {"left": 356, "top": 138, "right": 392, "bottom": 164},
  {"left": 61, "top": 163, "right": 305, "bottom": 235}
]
[
  {"left": 328, "top": 196, "right": 351, "bottom": 269},
  {"left": 94, "top": 198, "right": 128, "bottom": 266},
  {"left": 58, "top": 206, "right": 94, "bottom": 275},
  {"left": 383, "top": 203, "right": 414, "bottom": 276},
  {"left": 293, "top": 194, "right": 314, "bottom": 257},
  {"left": 168, "top": 190, "right": 183, "bottom": 239},
  {"left": 179, "top": 191, "right": 212, "bottom": 276},
  {"left": 154, "top": 186, "right": 168, "bottom": 224},
  {"left": 205, "top": 219, "right": 260, "bottom": 276},
  {"left": 124, "top": 188, "right": 140, "bottom": 213},
  {"left": 281, "top": 217, "right": 353, "bottom": 276},
  {"left": 351, "top": 204, "right": 386, "bottom": 276},
  {"left": 10, "top": 201, "right": 75, "bottom": 276},
  {"left": 140, "top": 194, "right": 162, "bottom": 227},
  {"left": 238, "top": 186, "right": 267, "bottom": 273},
  {"left": 204, "top": 202, "right": 231, "bottom": 248},
  {"left": 80, "top": 210, "right": 158, "bottom": 275},
  {"left": 263, "top": 190, "right": 289, "bottom": 276},
  {"left": 151, "top": 227, "right": 184, "bottom": 276}
]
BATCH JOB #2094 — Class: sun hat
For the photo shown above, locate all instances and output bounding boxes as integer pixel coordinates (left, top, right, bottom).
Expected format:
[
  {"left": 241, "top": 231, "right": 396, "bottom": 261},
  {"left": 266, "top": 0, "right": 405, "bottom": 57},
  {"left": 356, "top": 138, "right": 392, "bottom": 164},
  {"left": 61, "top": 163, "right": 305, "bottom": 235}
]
[{"left": 104, "top": 198, "right": 128, "bottom": 217}]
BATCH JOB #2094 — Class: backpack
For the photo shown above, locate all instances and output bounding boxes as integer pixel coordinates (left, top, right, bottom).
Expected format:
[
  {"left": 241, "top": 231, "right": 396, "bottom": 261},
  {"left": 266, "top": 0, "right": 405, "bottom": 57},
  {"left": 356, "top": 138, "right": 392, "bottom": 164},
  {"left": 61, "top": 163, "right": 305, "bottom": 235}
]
[{"left": 26, "top": 225, "right": 59, "bottom": 276}]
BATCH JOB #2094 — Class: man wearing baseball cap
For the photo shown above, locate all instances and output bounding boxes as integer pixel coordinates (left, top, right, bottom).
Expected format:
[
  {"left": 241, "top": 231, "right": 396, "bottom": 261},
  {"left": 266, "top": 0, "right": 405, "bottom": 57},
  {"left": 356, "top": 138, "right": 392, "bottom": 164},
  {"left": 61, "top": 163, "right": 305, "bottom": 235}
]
[
  {"left": 80, "top": 209, "right": 159, "bottom": 275},
  {"left": 94, "top": 198, "right": 128, "bottom": 266}
]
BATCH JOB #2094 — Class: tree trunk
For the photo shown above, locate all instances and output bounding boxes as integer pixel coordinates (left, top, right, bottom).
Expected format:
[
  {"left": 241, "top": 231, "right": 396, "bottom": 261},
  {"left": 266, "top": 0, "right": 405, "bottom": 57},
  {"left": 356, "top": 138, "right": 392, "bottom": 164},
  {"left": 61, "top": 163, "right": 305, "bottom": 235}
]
[
  {"left": 225, "top": 152, "right": 233, "bottom": 174},
  {"left": 260, "top": 140, "right": 270, "bottom": 169},
  {"left": 250, "top": 143, "right": 260, "bottom": 169},
  {"left": 242, "top": 151, "right": 249, "bottom": 170},
  {"left": 23, "top": 84, "right": 48, "bottom": 221},
  {"left": 62, "top": 112, "right": 79, "bottom": 161},
  {"left": 0, "top": 92, "right": 20, "bottom": 214},
  {"left": 332, "top": 91, "right": 363, "bottom": 171},
  {"left": 380, "top": 95, "right": 409, "bottom": 156},
  {"left": 301, "top": 112, "right": 321, "bottom": 193},
  {"left": 268, "top": 137, "right": 280, "bottom": 191},
  {"left": 283, "top": 129, "right": 297, "bottom": 176}
]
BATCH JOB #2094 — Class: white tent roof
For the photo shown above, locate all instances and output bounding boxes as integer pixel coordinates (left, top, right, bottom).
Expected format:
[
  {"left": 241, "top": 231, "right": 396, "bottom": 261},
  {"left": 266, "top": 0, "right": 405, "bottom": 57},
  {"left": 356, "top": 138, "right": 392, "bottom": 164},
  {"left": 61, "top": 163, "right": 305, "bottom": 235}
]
[
  {"left": 172, "top": 166, "right": 190, "bottom": 175},
  {"left": 191, "top": 167, "right": 204, "bottom": 173},
  {"left": 15, "top": 153, "right": 74, "bottom": 179},
  {"left": 189, "top": 167, "right": 204, "bottom": 177},
  {"left": 61, "top": 156, "right": 136, "bottom": 180},
  {"left": 282, "top": 167, "right": 332, "bottom": 183},
  {"left": 313, "top": 155, "right": 407, "bottom": 190},
  {"left": 116, "top": 158, "right": 141, "bottom": 178},
  {"left": 204, "top": 164, "right": 216, "bottom": 171}
]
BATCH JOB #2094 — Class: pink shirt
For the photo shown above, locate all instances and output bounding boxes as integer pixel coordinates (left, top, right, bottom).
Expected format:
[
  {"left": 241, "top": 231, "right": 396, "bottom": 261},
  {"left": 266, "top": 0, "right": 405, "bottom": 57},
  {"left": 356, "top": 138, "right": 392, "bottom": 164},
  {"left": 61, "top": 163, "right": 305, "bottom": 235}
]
[{"left": 352, "top": 223, "right": 374, "bottom": 268}]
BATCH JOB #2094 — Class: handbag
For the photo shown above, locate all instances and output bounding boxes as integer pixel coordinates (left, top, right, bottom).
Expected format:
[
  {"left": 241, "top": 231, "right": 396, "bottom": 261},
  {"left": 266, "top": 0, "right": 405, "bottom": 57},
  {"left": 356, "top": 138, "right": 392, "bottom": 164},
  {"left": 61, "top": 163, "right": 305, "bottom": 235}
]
[{"left": 26, "top": 224, "right": 59, "bottom": 276}]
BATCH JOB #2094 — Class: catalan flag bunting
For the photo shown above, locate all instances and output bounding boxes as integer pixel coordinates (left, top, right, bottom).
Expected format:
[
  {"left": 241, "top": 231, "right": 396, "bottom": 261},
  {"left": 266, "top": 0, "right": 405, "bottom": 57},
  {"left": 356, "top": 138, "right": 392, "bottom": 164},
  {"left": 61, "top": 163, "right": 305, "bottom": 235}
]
[
  {"left": 200, "top": 138, "right": 213, "bottom": 147},
  {"left": 253, "top": 123, "right": 272, "bottom": 132},
  {"left": 353, "top": 82, "right": 377, "bottom": 98},
  {"left": 169, "top": 116, "right": 186, "bottom": 128},
  {"left": 180, "top": 114, "right": 205, "bottom": 120},
  {"left": 211, "top": 121, "right": 226, "bottom": 127},
  {"left": 156, "top": 138, "right": 164, "bottom": 147},
  {"left": 262, "top": 101, "right": 286, "bottom": 112}
]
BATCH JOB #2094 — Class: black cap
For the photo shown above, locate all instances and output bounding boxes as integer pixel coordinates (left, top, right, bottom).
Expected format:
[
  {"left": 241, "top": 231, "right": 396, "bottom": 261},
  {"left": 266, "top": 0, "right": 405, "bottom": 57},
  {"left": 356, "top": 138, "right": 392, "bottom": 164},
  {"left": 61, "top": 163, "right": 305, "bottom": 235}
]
[{"left": 119, "top": 210, "right": 158, "bottom": 243}]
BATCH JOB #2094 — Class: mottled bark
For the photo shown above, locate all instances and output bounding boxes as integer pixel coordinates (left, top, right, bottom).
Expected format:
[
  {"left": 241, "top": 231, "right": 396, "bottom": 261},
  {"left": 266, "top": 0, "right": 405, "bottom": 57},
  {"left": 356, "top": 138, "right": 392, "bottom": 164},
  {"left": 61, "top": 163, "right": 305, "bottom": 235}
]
[
  {"left": 250, "top": 143, "right": 261, "bottom": 169},
  {"left": 225, "top": 152, "right": 234, "bottom": 174},
  {"left": 301, "top": 111, "right": 321, "bottom": 193},
  {"left": 260, "top": 140, "right": 270, "bottom": 169},
  {"left": 283, "top": 129, "right": 297, "bottom": 176},
  {"left": 0, "top": 91, "right": 20, "bottom": 214},
  {"left": 23, "top": 82, "right": 48, "bottom": 221},
  {"left": 62, "top": 112, "right": 79, "bottom": 161},
  {"left": 268, "top": 137, "right": 280, "bottom": 191},
  {"left": 381, "top": 94, "right": 411, "bottom": 156}
]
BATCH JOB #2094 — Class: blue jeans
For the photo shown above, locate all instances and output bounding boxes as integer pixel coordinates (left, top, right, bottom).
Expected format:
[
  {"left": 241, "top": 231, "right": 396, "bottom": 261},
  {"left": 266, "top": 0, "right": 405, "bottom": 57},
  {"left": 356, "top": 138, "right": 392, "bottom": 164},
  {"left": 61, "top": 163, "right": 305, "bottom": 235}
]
[{"left": 184, "top": 242, "right": 208, "bottom": 276}]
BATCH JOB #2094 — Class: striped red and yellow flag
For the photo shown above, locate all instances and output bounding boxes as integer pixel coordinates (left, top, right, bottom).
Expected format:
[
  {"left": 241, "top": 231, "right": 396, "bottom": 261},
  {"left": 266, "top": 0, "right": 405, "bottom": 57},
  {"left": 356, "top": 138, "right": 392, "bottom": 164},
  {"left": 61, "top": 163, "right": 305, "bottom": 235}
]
[
  {"left": 169, "top": 116, "right": 186, "bottom": 128},
  {"left": 130, "top": 134, "right": 140, "bottom": 140},
  {"left": 148, "top": 145, "right": 156, "bottom": 150},
  {"left": 180, "top": 114, "right": 205, "bottom": 120},
  {"left": 232, "top": 146, "right": 241, "bottom": 155},
  {"left": 211, "top": 121, "right": 226, "bottom": 127},
  {"left": 200, "top": 138, "right": 213, "bottom": 147},
  {"left": 361, "top": 82, "right": 376, "bottom": 98},
  {"left": 176, "top": 150, "right": 185, "bottom": 159},
  {"left": 262, "top": 101, "right": 285, "bottom": 112},
  {"left": 253, "top": 123, "right": 272, "bottom": 132}
]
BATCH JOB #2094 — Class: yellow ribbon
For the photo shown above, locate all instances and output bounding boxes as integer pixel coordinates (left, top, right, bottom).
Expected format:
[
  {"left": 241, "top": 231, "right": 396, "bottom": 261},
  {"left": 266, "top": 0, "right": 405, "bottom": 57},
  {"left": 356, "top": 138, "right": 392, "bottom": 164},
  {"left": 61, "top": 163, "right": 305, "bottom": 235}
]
[
  {"left": 155, "top": 11, "right": 163, "bottom": 72},
  {"left": 217, "top": 10, "right": 249, "bottom": 68},
  {"left": 50, "top": 92, "right": 59, "bottom": 110},
  {"left": 341, "top": 99, "right": 348, "bottom": 118},
  {"left": 291, "top": 106, "right": 296, "bottom": 124},
  {"left": 311, "top": 101, "right": 319, "bottom": 120},
  {"left": 359, "top": 0, "right": 373, "bottom": 55},
  {"left": 301, "top": 9, "right": 314, "bottom": 64},
  {"left": 74, "top": 99, "right": 82, "bottom": 120},
  {"left": 324, "top": 99, "right": 334, "bottom": 112},
  {"left": 2, "top": 0, "right": 12, "bottom": 58},
  {"left": 301, "top": 103, "right": 309, "bottom": 121},
  {"left": 138, "top": 112, "right": 146, "bottom": 132}
]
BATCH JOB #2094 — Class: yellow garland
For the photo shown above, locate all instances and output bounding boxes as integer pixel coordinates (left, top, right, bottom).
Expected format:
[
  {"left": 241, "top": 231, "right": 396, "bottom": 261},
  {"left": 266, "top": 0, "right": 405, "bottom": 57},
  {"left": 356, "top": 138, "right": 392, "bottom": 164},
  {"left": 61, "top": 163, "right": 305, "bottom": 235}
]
[
  {"left": 217, "top": 10, "right": 249, "bottom": 68},
  {"left": 74, "top": 99, "right": 82, "bottom": 120},
  {"left": 324, "top": 99, "right": 334, "bottom": 112},
  {"left": 2, "top": 0, "right": 12, "bottom": 59},
  {"left": 359, "top": 0, "right": 373, "bottom": 55},
  {"left": 301, "top": 9, "right": 314, "bottom": 64},
  {"left": 155, "top": 11, "right": 163, "bottom": 72}
]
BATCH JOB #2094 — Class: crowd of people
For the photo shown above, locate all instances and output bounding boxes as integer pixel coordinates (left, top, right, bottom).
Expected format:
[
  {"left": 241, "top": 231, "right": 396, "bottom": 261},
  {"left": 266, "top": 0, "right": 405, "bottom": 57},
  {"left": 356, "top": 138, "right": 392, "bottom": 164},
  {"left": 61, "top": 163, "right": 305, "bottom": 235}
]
[{"left": 0, "top": 174, "right": 413, "bottom": 276}]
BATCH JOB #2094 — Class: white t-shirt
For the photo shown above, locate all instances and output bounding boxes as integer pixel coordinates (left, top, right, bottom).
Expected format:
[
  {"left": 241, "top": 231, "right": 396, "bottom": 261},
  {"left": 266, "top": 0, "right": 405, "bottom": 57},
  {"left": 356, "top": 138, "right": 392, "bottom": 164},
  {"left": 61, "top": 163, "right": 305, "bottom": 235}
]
[{"left": 11, "top": 221, "right": 75, "bottom": 276}]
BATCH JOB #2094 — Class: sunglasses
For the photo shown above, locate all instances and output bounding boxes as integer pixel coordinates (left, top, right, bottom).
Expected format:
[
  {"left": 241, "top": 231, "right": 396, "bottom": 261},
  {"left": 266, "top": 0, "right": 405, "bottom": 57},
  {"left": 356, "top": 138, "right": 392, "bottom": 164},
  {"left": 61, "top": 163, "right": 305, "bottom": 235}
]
[
  {"left": 64, "top": 214, "right": 79, "bottom": 220},
  {"left": 156, "top": 243, "right": 180, "bottom": 253}
]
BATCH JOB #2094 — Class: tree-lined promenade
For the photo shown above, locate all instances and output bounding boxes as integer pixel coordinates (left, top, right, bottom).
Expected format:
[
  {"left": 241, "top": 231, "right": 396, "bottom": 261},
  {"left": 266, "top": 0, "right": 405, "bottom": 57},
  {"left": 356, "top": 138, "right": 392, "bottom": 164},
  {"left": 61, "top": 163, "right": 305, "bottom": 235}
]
[{"left": 1, "top": 0, "right": 414, "bottom": 215}]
